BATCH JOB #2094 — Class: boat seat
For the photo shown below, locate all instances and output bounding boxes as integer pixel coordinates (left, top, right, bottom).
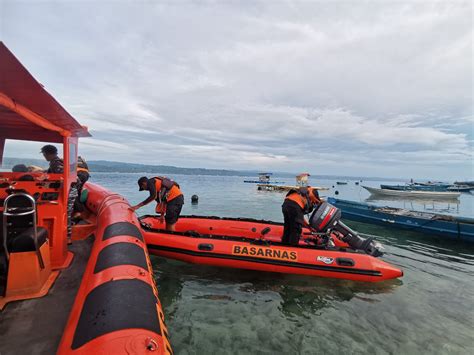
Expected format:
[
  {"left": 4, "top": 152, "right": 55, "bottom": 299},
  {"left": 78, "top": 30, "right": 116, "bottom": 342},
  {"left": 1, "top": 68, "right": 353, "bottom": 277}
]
[{"left": 7, "top": 227, "right": 48, "bottom": 253}]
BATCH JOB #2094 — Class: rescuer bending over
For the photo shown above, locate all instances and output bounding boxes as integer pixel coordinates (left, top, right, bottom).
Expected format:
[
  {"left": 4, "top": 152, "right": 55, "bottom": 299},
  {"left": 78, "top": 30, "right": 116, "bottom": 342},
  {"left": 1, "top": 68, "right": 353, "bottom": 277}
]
[
  {"left": 281, "top": 186, "right": 321, "bottom": 246},
  {"left": 131, "top": 176, "right": 184, "bottom": 231}
]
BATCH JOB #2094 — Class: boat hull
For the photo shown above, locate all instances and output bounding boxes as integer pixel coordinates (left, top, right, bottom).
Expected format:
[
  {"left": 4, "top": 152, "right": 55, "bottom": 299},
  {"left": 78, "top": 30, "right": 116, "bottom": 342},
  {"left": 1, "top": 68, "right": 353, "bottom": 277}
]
[
  {"left": 380, "top": 184, "right": 449, "bottom": 192},
  {"left": 363, "top": 186, "right": 460, "bottom": 199},
  {"left": 140, "top": 216, "right": 403, "bottom": 282}
]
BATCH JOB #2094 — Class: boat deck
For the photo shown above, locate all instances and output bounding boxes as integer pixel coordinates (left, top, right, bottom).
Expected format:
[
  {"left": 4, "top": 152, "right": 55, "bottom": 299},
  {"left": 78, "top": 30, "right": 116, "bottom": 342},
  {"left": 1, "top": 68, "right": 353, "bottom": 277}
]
[
  {"left": 0, "top": 237, "right": 93, "bottom": 355},
  {"left": 257, "top": 184, "right": 329, "bottom": 192}
]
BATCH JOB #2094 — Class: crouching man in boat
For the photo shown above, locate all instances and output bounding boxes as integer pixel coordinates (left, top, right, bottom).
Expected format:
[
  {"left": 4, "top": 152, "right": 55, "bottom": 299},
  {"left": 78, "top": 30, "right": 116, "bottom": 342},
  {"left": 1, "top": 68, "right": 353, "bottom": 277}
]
[
  {"left": 282, "top": 187, "right": 321, "bottom": 245},
  {"left": 131, "top": 176, "right": 184, "bottom": 231}
]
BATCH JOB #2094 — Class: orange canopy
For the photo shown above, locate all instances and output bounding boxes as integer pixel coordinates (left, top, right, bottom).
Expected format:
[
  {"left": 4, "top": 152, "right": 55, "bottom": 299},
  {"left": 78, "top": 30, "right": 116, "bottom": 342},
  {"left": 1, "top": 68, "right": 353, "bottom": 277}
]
[{"left": 0, "top": 42, "right": 90, "bottom": 143}]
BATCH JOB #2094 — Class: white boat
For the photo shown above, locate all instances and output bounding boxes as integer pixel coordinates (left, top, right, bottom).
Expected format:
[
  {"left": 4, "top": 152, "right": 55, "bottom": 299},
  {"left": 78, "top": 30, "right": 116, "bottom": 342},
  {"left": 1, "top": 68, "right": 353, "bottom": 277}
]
[{"left": 362, "top": 186, "right": 461, "bottom": 200}]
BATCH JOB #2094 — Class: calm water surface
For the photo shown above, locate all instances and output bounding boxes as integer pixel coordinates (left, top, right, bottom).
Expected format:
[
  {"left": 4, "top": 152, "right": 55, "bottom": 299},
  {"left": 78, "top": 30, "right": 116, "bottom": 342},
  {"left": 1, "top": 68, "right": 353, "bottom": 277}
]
[{"left": 93, "top": 173, "right": 474, "bottom": 355}]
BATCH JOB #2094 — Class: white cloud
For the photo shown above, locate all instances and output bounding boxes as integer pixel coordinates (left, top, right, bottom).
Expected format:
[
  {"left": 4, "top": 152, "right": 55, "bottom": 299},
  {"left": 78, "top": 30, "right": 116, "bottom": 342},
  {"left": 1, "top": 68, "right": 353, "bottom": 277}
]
[{"left": 1, "top": 0, "right": 472, "bottom": 179}]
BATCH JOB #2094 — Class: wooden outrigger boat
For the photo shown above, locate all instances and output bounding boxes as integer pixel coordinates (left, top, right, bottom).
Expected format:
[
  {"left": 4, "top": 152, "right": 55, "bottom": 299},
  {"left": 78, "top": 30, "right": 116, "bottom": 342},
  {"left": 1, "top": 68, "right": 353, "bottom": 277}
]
[
  {"left": 0, "top": 43, "right": 172, "bottom": 354},
  {"left": 329, "top": 198, "right": 474, "bottom": 242}
]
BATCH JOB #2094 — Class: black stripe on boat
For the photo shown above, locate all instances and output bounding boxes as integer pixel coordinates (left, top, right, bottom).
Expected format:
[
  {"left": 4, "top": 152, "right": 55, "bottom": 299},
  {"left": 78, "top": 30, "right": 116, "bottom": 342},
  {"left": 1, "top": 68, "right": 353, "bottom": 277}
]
[
  {"left": 141, "top": 225, "right": 363, "bottom": 254},
  {"left": 140, "top": 214, "right": 284, "bottom": 226},
  {"left": 103, "top": 222, "right": 143, "bottom": 241},
  {"left": 147, "top": 245, "right": 382, "bottom": 277},
  {"left": 94, "top": 242, "right": 148, "bottom": 274},
  {"left": 71, "top": 279, "right": 160, "bottom": 349}
]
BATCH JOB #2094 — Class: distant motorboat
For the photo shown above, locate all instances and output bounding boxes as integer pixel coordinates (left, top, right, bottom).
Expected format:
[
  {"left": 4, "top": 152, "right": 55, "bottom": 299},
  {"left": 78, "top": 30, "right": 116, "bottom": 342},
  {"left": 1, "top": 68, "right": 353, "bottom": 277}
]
[
  {"left": 336, "top": 181, "right": 348, "bottom": 185},
  {"left": 363, "top": 186, "right": 461, "bottom": 200}
]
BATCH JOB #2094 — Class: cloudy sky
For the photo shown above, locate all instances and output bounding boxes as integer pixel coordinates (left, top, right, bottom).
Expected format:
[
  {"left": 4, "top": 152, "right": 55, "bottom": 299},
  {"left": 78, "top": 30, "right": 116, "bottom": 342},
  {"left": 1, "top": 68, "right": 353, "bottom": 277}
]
[{"left": 1, "top": 0, "right": 472, "bottom": 179}]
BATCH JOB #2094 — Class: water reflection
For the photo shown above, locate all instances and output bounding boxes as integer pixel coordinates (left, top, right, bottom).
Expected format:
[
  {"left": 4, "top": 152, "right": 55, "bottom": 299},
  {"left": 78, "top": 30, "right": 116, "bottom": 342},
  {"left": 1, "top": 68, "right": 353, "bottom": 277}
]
[
  {"left": 152, "top": 256, "right": 402, "bottom": 320},
  {"left": 240, "top": 277, "right": 402, "bottom": 319}
]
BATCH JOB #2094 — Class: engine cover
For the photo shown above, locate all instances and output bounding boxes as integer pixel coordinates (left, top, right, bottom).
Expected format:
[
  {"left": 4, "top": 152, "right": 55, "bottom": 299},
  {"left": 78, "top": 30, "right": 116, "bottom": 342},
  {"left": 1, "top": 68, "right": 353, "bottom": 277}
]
[{"left": 309, "top": 201, "right": 341, "bottom": 232}]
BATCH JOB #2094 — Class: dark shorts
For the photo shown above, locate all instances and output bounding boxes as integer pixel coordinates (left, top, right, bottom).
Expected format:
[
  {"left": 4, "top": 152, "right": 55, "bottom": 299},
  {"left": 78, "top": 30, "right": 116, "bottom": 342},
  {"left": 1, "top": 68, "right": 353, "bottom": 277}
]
[{"left": 165, "top": 195, "right": 184, "bottom": 225}]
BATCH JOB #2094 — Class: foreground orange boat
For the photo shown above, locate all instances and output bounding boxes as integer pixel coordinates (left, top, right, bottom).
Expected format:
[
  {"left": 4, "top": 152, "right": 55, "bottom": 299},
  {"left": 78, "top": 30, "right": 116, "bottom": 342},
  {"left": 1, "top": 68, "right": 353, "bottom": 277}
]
[
  {"left": 0, "top": 42, "right": 171, "bottom": 354},
  {"left": 140, "top": 215, "right": 403, "bottom": 282}
]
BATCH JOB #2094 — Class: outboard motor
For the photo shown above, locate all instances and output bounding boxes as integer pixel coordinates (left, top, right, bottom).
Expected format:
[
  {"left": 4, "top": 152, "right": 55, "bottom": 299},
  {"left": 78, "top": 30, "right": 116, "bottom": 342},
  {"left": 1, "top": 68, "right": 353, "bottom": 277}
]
[{"left": 309, "top": 202, "right": 384, "bottom": 257}]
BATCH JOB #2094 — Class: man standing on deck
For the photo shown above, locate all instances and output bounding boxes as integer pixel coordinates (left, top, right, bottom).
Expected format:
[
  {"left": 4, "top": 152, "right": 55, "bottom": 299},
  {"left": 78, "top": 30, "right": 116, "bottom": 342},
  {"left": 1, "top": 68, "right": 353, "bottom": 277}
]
[
  {"left": 131, "top": 176, "right": 184, "bottom": 231},
  {"left": 281, "top": 186, "right": 321, "bottom": 246},
  {"left": 40, "top": 145, "right": 64, "bottom": 173}
]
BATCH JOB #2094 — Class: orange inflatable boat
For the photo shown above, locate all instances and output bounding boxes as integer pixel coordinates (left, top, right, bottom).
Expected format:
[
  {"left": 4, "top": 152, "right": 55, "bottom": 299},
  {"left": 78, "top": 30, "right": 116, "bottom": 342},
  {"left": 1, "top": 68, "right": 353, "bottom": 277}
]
[{"left": 140, "top": 214, "right": 403, "bottom": 282}]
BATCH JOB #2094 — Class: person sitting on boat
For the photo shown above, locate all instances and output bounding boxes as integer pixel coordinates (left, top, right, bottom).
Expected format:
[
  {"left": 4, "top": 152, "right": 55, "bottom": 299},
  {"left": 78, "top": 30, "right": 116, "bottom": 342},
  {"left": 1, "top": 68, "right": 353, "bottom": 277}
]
[
  {"left": 131, "top": 176, "right": 184, "bottom": 231},
  {"left": 40, "top": 144, "right": 64, "bottom": 173},
  {"left": 282, "top": 186, "right": 321, "bottom": 245}
]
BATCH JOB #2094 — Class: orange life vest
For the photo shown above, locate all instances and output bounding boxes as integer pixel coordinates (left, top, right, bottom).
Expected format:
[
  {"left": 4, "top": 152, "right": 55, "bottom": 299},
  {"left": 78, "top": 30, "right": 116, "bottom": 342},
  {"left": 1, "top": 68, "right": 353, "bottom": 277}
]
[
  {"left": 285, "top": 187, "right": 320, "bottom": 213},
  {"left": 153, "top": 177, "right": 182, "bottom": 203}
]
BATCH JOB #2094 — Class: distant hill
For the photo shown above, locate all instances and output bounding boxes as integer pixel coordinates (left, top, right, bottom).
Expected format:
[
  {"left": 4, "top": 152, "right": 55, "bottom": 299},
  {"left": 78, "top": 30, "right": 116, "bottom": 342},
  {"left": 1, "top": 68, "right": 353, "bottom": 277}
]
[
  {"left": 1, "top": 157, "right": 294, "bottom": 177},
  {"left": 3, "top": 157, "right": 48, "bottom": 170},
  {"left": 86, "top": 160, "right": 279, "bottom": 177},
  {"left": 1, "top": 157, "right": 404, "bottom": 181}
]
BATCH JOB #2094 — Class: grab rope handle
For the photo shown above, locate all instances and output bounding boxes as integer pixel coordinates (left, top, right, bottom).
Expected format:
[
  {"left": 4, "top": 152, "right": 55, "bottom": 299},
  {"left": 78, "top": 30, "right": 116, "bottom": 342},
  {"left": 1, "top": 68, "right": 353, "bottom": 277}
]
[{"left": 146, "top": 337, "right": 158, "bottom": 351}]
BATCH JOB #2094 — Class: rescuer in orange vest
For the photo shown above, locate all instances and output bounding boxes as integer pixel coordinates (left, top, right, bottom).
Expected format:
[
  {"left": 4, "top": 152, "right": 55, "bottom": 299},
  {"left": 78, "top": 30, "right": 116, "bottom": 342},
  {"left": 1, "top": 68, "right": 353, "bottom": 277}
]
[
  {"left": 131, "top": 176, "right": 184, "bottom": 231},
  {"left": 282, "top": 186, "right": 321, "bottom": 245}
]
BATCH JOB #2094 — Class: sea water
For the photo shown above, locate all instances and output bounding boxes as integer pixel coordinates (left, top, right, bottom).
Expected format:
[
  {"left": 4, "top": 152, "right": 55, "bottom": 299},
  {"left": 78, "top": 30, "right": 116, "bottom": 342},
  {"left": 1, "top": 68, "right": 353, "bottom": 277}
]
[{"left": 92, "top": 173, "right": 474, "bottom": 354}]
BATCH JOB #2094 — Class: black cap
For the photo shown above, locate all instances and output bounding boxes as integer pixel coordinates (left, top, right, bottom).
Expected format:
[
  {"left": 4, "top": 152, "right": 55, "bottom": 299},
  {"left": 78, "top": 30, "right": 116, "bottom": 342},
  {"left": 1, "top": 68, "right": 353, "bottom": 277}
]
[
  {"left": 138, "top": 176, "right": 148, "bottom": 191},
  {"left": 40, "top": 144, "right": 58, "bottom": 155}
]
